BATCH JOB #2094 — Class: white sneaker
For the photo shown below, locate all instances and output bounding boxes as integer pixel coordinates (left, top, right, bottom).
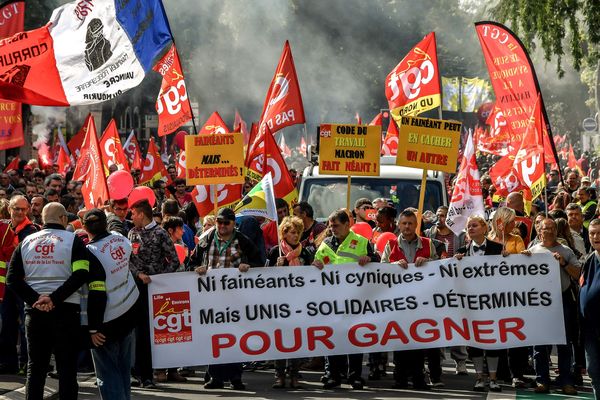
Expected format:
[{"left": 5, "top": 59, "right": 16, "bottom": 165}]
[
  {"left": 456, "top": 360, "right": 468, "bottom": 375},
  {"left": 431, "top": 380, "right": 445, "bottom": 388},
  {"left": 473, "top": 378, "right": 485, "bottom": 392},
  {"left": 489, "top": 380, "right": 502, "bottom": 392}
]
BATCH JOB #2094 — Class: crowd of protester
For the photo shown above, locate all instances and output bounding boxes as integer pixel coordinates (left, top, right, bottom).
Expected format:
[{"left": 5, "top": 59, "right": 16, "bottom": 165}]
[{"left": 2, "top": 152, "right": 600, "bottom": 398}]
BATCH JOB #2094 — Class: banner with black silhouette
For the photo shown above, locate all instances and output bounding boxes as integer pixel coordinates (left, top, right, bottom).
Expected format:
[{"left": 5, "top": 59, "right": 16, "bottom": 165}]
[{"left": 148, "top": 253, "right": 565, "bottom": 368}]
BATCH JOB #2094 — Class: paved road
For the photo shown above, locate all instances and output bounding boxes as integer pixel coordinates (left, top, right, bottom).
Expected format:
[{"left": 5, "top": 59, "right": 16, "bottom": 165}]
[{"left": 73, "top": 358, "right": 594, "bottom": 400}]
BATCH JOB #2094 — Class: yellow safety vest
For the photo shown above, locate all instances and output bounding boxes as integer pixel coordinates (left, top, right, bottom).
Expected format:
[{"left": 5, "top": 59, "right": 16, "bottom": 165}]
[{"left": 314, "top": 230, "right": 369, "bottom": 265}]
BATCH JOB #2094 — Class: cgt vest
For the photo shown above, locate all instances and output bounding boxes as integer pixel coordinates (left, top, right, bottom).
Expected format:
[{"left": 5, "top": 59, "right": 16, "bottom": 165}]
[
  {"left": 21, "top": 229, "right": 83, "bottom": 305},
  {"left": 315, "top": 230, "right": 369, "bottom": 265},
  {"left": 387, "top": 236, "right": 433, "bottom": 263},
  {"left": 87, "top": 234, "right": 138, "bottom": 323}
]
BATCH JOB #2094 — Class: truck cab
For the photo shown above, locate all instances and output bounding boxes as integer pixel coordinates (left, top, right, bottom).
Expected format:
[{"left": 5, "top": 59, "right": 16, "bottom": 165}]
[{"left": 299, "top": 156, "right": 448, "bottom": 221}]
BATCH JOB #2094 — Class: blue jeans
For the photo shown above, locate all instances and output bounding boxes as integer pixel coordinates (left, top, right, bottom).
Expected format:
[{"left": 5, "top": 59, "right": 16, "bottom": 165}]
[
  {"left": 91, "top": 330, "right": 134, "bottom": 400},
  {"left": 584, "top": 324, "right": 600, "bottom": 398}
]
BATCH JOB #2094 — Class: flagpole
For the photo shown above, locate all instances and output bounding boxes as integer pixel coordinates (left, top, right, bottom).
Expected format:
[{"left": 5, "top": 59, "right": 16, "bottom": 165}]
[{"left": 347, "top": 175, "right": 352, "bottom": 212}]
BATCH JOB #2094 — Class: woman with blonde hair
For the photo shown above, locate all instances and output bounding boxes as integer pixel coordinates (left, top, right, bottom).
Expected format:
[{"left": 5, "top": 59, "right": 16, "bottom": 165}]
[
  {"left": 267, "top": 216, "right": 314, "bottom": 389},
  {"left": 489, "top": 207, "right": 525, "bottom": 255}
]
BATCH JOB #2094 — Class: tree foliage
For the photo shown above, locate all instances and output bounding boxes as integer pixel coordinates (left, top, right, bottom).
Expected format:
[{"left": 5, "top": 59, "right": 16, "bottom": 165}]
[{"left": 491, "top": 0, "right": 600, "bottom": 77}]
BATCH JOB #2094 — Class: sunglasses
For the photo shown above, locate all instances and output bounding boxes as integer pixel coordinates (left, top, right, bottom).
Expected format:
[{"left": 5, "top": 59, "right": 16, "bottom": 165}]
[{"left": 216, "top": 220, "right": 232, "bottom": 226}]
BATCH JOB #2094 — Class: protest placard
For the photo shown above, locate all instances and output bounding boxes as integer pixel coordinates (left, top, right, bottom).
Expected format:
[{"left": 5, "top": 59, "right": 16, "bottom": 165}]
[
  {"left": 185, "top": 133, "right": 245, "bottom": 185},
  {"left": 318, "top": 124, "right": 381, "bottom": 176},
  {"left": 148, "top": 254, "right": 564, "bottom": 368},
  {"left": 396, "top": 116, "right": 461, "bottom": 173}
]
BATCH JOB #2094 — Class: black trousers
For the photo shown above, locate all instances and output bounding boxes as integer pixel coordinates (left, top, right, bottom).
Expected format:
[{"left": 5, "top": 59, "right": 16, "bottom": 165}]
[
  {"left": 134, "top": 281, "right": 153, "bottom": 382},
  {"left": 207, "top": 363, "right": 243, "bottom": 383},
  {"left": 0, "top": 288, "right": 23, "bottom": 370},
  {"left": 393, "top": 350, "right": 425, "bottom": 384},
  {"left": 326, "top": 353, "right": 363, "bottom": 382},
  {"left": 25, "top": 305, "right": 80, "bottom": 400}
]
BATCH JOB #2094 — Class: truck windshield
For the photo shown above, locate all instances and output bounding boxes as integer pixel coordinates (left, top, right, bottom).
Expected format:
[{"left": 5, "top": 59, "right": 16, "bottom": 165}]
[{"left": 300, "top": 177, "right": 444, "bottom": 221}]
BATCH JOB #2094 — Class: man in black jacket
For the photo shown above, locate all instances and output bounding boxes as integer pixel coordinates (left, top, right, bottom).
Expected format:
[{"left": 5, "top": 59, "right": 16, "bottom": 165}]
[{"left": 189, "top": 207, "right": 262, "bottom": 390}]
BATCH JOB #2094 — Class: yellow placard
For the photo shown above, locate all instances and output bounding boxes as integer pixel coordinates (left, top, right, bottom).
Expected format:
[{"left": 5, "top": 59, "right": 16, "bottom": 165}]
[
  {"left": 318, "top": 124, "right": 381, "bottom": 176},
  {"left": 396, "top": 116, "right": 461, "bottom": 173},
  {"left": 185, "top": 133, "right": 245, "bottom": 185}
]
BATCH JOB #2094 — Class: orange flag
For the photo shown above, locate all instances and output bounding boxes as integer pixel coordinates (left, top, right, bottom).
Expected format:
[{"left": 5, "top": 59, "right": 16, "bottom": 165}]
[
  {"left": 568, "top": 144, "right": 583, "bottom": 176},
  {"left": 3, "top": 156, "right": 19, "bottom": 172},
  {"left": 199, "top": 111, "right": 230, "bottom": 135},
  {"left": 99, "top": 119, "right": 130, "bottom": 173},
  {"left": 139, "top": 138, "right": 170, "bottom": 186},
  {"left": 73, "top": 116, "right": 109, "bottom": 208}
]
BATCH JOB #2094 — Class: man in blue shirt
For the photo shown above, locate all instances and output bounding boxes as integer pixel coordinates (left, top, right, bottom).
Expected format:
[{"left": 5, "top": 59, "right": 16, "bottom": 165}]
[{"left": 580, "top": 218, "right": 600, "bottom": 397}]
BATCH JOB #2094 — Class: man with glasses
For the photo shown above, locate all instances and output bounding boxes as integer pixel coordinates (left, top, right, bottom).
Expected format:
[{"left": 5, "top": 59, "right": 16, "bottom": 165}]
[
  {"left": 7, "top": 203, "right": 90, "bottom": 399},
  {"left": 107, "top": 199, "right": 133, "bottom": 237},
  {"left": 354, "top": 198, "right": 375, "bottom": 228},
  {"left": 0, "top": 196, "right": 39, "bottom": 374},
  {"left": 191, "top": 207, "right": 262, "bottom": 390}
]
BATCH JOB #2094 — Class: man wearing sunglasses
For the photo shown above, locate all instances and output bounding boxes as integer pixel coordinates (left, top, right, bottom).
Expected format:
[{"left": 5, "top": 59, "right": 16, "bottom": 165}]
[{"left": 190, "top": 207, "right": 262, "bottom": 390}]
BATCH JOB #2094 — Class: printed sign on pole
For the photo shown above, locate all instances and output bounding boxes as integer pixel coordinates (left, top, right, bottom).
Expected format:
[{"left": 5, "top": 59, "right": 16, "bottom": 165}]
[
  {"left": 318, "top": 124, "right": 381, "bottom": 176},
  {"left": 185, "top": 133, "right": 245, "bottom": 185},
  {"left": 396, "top": 116, "right": 461, "bottom": 173}
]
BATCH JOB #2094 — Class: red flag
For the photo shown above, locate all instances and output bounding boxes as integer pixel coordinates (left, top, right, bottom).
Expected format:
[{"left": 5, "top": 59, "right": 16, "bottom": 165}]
[
  {"left": 386, "top": 32, "right": 441, "bottom": 122},
  {"left": 199, "top": 111, "right": 230, "bottom": 135},
  {"left": 73, "top": 117, "right": 109, "bottom": 208},
  {"left": 0, "top": 1, "right": 24, "bottom": 151},
  {"left": 130, "top": 137, "right": 143, "bottom": 171},
  {"left": 512, "top": 94, "right": 546, "bottom": 200},
  {"left": 3, "top": 156, "right": 19, "bottom": 172},
  {"left": 247, "top": 125, "right": 298, "bottom": 204},
  {"left": 381, "top": 118, "right": 399, "bottom": 156},
  {"left": 234, "top": 110, "right": 250, "bottom": 145},
  {"left": 68, "top": 114, "right": 93, "bottom": 160},
  {"left": 478, "top": 103, "right": 514, "bottom": 156},
  {"left": 568, "top": 144, "right": 583, "bottom": 175},
  {"left": 245, "top": 122, "right": 261, "bottom": 167},
  {"left": 57, "top": 146, "right": 71, "bottom": 175},
  {"left": 139, "top": 138, "right": 170, "bottom": 186},
  {"left": 191, "top": 184, "right": 243, "bottom": 217},
  {"left": 298, "top": 136, "right": 307, "bottom": 154},
  {"left": 369, "top": 112, "right": 383, "bottom": 126},
  {"left": 489, "top": 155, "right": 529, "bottom": 199},
  {"left": 475, "top": 22, "right": 558, "bottom": 165},
  {"left": 154, "top": 44, "right": 192, "bottom": 136},
  {"left": 176, "top": 151, "right": 186, "bottom": 179},
  {"left": 354, "top": 112, "right": 362, "bottom": 125},
  {"left": 99, "top": 120, "right": 130, "bottom": 173},
  {"left": 259, "top": 41, "right": 305, "bottom": 135}
]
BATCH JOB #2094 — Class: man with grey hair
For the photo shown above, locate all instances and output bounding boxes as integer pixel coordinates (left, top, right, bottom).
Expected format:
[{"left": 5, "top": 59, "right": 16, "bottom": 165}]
[
  {"left": 7, "top": 203, "right": 91, "bottom": 399},
  {"left": 566, "top": 203, "right": 590, "bottom": 259}
]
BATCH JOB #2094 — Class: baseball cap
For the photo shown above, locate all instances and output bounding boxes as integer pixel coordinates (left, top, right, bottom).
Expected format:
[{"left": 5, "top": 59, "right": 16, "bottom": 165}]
[
  {"left": 216, "top": 207, "right": 236, "bottom": 222},
  {"left": 582, "top": 177, "right": 591, "bottom": 183}
]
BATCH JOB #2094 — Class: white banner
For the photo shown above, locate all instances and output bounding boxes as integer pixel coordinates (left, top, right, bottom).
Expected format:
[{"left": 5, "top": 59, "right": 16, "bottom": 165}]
[{"left": 148, "top": 254, "right": 565, "bottom": 368}]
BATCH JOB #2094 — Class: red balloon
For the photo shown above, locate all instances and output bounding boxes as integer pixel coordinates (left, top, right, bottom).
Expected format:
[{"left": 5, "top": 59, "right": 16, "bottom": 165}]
[
  {"left": 351, "top": 222, "right": 373, "bottom": 240},
  {"left": 375, "top": 232, "right": 397, "bottom": 254},
  {"left": 174, "top": 243, "right": 187, "bottom": 264},
  {"left": 107, "top": 170, "right": 134, "bottom": 200},
  {"left": 128, "top": 186, "right": 156, "bottom": 208},
  {"left": 175, "top": 130, "right": 187, "bottom": 150}
]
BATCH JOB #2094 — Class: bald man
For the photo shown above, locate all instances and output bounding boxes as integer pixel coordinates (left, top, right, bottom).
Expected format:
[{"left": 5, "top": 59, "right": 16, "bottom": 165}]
[{"left": 7, "top": 203, "right": 92, "bottom": 400}]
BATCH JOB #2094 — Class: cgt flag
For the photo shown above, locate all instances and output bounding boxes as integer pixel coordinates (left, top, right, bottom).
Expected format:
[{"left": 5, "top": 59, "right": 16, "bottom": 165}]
[
  {"left": 99, "top": 119, "right": 130, "bottom": 173},
  {"left": 381, "top": 117, "right": 399, "bottom": 156},
  {"left": 446, "top": 132, "right": 485, "bottom": 236},
  {"left": 191, "top": 184, "right": 242, "bottom": 217},
  {"left": 259, "top": 40, "right": 305, "bottom": 135},
  {"left": 199, "top": 111, "right": 230, "bottom": 135},
  {"left": 73, "top": 115, "right": 109, "bottom": 208},
  {"left": 139, "top": 137, "right": 169, "bottom": 186},
  {"left": 386, "top": 32, "right": 441, "bottom": 123},
  {"left": 234, "top": 172, "right": 278, "bottom": 221},
  {"left": 475, "top": 22, "right": 558, "bottom": 166},
  {"left": 68, "top": 114, "right": 92, "bottom": 160},
  {"left": 0, "top": 0, "right": 172, "bottom": 106},
  {"left": 154, "top": 44, "right": 192, "bottom": 137},
  {"left": 512, "top": 94, "right": 546, "bottom": 200}
]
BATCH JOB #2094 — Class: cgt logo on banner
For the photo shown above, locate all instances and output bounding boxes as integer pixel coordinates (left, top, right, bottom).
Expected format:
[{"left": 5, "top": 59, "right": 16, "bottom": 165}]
[
  {"left": 152, "top": 291, "right": 193, "bottom": 345},
  {"left": 148, "top": 254, "right": 565, "bottom": 368}
]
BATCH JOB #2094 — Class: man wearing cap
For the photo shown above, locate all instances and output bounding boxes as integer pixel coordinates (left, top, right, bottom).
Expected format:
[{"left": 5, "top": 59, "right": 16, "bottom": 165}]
[
  {"left": 82, "top": 209, "right": 138, "bottom": 400},
  {"left": 128, "top": 199, "right": 180, "bottom": 388},
  {"left": 190, "top": 207, "right": 262, "bottom": 390},
  {"left": 6, "top": 203, "right": 90, "bottom": 399}
]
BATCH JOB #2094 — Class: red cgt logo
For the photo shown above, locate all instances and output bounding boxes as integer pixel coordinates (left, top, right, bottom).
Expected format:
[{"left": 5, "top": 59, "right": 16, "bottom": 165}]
[{"left": 152, "top": 291, "right": 192, "bottom": 345}]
